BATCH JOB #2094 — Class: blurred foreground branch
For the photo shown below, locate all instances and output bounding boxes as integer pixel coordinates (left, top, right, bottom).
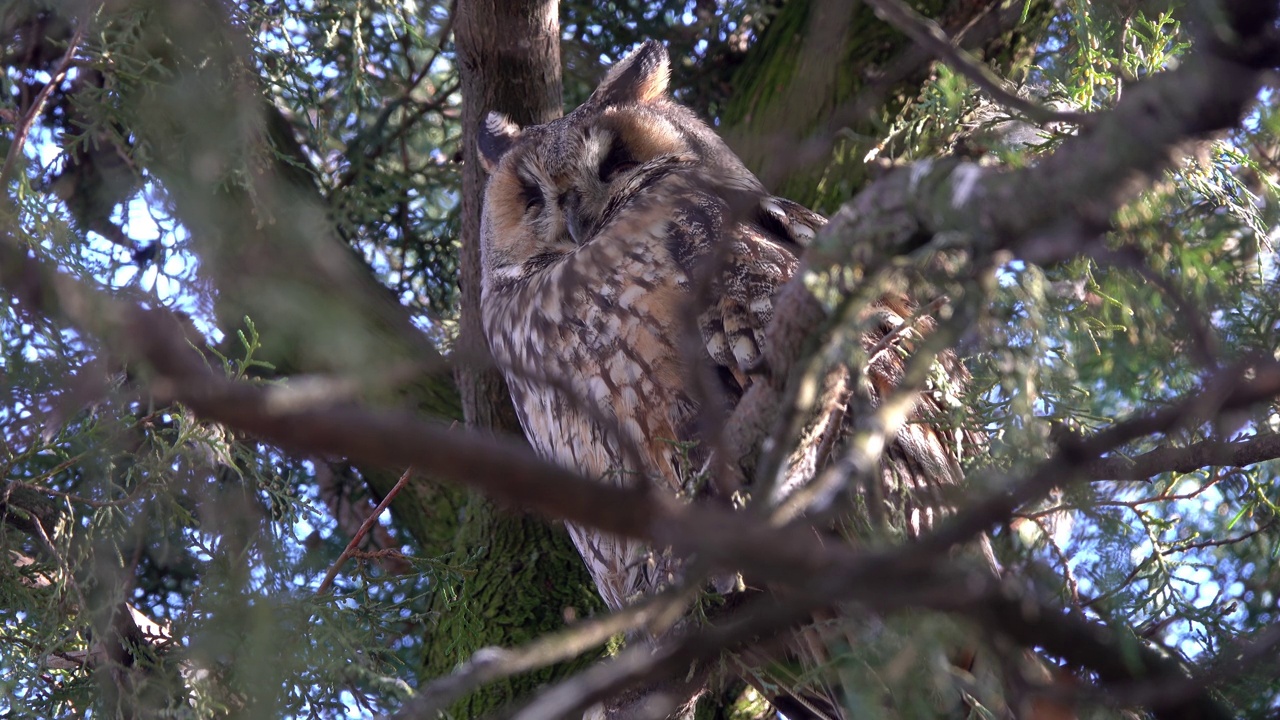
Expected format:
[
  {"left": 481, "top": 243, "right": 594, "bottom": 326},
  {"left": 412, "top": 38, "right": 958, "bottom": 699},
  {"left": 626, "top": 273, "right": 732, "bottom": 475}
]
[{"left": 5, "top": 218, "right": 1278, "bottom": 717}]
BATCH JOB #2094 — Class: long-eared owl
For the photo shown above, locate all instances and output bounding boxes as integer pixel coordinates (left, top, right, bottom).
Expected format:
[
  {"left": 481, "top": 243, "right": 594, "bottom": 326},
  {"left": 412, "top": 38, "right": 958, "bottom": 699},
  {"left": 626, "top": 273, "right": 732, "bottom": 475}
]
[{"left": 477, "top": 41, "right": 969, "bottom": 612}]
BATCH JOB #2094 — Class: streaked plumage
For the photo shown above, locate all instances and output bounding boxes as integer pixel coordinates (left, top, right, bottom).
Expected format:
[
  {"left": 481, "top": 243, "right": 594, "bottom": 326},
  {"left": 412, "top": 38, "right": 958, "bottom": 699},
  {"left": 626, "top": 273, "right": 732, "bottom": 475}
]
[{"left": 477, "top": 41, "right": 970, "bottom": 616}]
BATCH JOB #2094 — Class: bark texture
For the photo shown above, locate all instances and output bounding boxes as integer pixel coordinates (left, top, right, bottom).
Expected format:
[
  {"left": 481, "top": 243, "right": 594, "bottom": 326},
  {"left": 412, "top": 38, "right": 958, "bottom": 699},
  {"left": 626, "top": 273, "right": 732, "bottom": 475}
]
[{"left": 439, "top": 0, "right": 607, "bottom": 714}]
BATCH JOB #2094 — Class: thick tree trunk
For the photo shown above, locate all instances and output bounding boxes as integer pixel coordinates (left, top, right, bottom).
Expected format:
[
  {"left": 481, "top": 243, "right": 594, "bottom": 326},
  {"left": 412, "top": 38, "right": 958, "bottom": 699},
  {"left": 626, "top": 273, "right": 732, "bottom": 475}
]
[
  {"left": 455, "top": 0, "right": 563, "bottom": 435},
  {"left": 433, "top": 1, "right": 606, "bottom": 715}
]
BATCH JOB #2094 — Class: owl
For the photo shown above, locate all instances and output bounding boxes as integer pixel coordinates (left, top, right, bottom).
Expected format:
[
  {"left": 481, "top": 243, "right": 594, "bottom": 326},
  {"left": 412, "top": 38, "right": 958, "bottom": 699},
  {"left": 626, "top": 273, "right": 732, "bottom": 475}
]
[{"left": 477, "top": 41, "right": 970, "bottom": 614}]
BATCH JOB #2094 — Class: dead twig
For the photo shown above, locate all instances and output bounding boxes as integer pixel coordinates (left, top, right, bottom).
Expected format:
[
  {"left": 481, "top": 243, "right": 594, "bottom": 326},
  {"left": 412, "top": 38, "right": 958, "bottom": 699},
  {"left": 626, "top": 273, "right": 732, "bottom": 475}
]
[
  {"left": 0, "top": 26, "right": 85, "bottom": 189},
  {"left": 316, "top": 467, "right": 413, "bottom": 595},
  {"left": 861, "top": 0, "right": 1086, "bottom": 127}
]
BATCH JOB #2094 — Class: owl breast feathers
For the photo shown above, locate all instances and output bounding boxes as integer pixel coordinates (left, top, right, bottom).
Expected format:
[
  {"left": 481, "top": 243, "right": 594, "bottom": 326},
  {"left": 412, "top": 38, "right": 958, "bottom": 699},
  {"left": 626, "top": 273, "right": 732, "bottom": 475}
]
[{"left": 477, "top": 40, "right": 968, "bottom": 611}]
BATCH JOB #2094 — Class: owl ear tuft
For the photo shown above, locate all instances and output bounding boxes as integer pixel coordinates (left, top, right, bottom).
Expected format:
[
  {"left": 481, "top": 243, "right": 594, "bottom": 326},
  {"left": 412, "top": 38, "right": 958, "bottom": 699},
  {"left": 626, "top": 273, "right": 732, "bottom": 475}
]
[
  {"left": 478, "top": 113, "right": 522, "bottom": 173},
  {"left": 590, "top": 40, "right": 670, "bottom": 107}
]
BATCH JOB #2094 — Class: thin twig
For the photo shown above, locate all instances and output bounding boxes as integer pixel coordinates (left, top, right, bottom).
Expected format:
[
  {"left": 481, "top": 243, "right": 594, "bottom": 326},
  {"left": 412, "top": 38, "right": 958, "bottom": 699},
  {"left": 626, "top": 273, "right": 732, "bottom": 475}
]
[
  {"left": 1081, "top": 621, "right": 1280, "bottom": 713},
  {"left": 316, "top": 467, "right": 413, "bottom": 595},
  {"left": 1159, "top": 519, "right": 1275, "bottom": 556},
  {"left": 501, "top": 594, "right": 819, "bottom": 720},
  {"left": 860, "top": 0, "right": 1086, "bottom": 126},
  {"left": 0, "top": 26, "right": 86, "bottom": 189},
  {"left": 1088, "top": 433, "right": 1280, "bottom": 481},
  {"left": 333, "top": 0, "right": 459, "bottom": 192},
  {"left": 10, "top": 478, "right": 150, "bottom": 510}
]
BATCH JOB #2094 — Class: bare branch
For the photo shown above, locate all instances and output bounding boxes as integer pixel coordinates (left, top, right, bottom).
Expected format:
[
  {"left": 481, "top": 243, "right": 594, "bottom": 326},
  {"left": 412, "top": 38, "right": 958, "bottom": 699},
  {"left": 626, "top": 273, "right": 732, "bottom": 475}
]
[
  {"left": 0, "top": 26, "right": 84, "bottom": 187},
  {"left": 501, "top": 594, "right": 817, "bottom": 720},
  {"left": 395, "top": 587, "right": 698, "bottom": 720},
  {"left": 1159, "top": 520, "right": 1276, "bottom": 555},
  {"left": 6, "top": 220, "right": 1280, "bottom": 605},
  {"left": 724, "top": 4, "right": 1271, "bottom": 477},
  {"left": 917, "top": 358, "right": 1280, "bottom": 559},
  {"left": 861, "top": 0, "right": 1085, "bottom": 126},
  {"left": 316, "top": 467, "right": 414, "bottom": 595},
  {"left": 5, "top": 183, "right": 1274, "bottom": 720},
  {"left": 1090, "top": 433, "right": 1280, "bottom": 481},
  {"left": 961, "top": 580, "right": 1245, "bottom": 720}
]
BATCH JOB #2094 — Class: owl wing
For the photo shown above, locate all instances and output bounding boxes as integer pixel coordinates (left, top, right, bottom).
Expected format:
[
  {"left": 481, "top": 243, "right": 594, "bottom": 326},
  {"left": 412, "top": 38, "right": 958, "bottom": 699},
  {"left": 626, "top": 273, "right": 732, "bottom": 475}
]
[
  {"left": 506, "top": 374, "right": 688, "bottom": 611},
  {"left": 662, "top": 178, "right": 977, "bottom": 539}
]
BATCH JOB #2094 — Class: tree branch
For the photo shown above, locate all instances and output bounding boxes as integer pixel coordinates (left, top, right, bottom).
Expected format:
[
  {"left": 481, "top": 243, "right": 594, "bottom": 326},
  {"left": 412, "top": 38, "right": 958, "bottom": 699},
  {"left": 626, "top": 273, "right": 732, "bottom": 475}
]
[
  {"left": 395, "top": 587, "right": 699, "bottom": 720},
  {"left": 5, "top": 7, "right": 1280, "bottom": 716},
  {"left": 861, "top": 0, "right": 1085, "bottom": 126},
  {"left": 1089, "top": 433, "right": 1280, "bottom": 481},
  {"left": 5, "top": 194, "right": 1274, "bottom": 720},
  {"left": 723, "top": 0, "right": 1274, "bottom": 486},
  {"left": 961, "top": 581, "right": 1235, "bottom": 720}
]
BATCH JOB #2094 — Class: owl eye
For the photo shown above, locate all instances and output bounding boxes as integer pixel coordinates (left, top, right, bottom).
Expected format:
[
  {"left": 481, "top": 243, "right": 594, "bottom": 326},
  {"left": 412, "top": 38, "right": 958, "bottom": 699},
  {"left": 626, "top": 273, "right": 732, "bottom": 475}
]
[
  {"left": 598, "top": 142, "right": 639, "bottom": 183},
  {"left": 520, "top": 179, "right": 544, "bottom": 213}
]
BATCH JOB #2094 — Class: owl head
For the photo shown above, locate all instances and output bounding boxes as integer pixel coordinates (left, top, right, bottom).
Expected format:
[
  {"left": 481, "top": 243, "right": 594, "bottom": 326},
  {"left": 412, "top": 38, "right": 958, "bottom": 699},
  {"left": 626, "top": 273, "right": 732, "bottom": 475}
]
[{"left": 476, "top": 40, "right": 766, "bottom": 293}]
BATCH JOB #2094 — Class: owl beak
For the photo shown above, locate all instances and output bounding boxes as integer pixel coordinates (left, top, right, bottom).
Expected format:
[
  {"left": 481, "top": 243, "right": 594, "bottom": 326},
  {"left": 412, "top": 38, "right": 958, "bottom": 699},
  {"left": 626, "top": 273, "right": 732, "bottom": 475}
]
[{"left": 562, "top": 189, "right": 595, "bottom": 246}]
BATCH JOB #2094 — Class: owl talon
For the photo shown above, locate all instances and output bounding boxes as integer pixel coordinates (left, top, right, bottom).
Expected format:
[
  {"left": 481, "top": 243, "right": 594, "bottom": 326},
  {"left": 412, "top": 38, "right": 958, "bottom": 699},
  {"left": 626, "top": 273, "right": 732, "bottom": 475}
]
[{"left": 742, "top": 354, "right": 769, "bottom": 375}]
